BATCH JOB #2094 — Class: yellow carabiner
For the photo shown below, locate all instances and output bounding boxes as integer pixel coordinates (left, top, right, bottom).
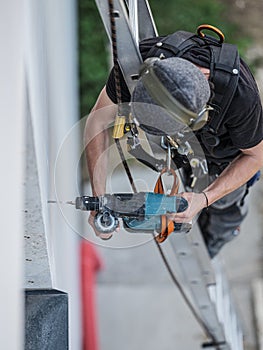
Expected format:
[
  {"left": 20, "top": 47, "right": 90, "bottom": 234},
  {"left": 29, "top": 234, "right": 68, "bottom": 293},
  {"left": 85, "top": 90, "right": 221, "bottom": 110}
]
[
  {"left": 197, "top": 24, "right": 225, "bottom": 44},
  {"left": 112, "top": 115, "right": 126, "bottom": 139}
]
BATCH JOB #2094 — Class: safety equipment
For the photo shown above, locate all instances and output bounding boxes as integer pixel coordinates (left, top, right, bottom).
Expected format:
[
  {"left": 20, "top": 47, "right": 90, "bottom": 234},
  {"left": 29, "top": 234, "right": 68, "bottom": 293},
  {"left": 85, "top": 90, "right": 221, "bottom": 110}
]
[
  {"left": 142, "top": 24, "right": 240, "bottom": 134},
  {"left": 133, "top": 57, "right": 212, "bottom": 132}
]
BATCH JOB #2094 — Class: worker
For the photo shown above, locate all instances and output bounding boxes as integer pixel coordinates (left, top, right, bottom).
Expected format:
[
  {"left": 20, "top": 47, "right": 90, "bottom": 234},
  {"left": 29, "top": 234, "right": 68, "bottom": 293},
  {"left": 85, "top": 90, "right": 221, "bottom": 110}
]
[{"left": 84, "top": 27, "right": 263, "bottom": 258}]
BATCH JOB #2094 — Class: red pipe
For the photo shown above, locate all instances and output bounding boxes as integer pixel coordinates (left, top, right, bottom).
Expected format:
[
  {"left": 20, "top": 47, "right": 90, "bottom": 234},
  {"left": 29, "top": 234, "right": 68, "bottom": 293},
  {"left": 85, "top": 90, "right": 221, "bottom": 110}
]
[{"left": 80, "top": 240, "right": 103, "bottom": 350}]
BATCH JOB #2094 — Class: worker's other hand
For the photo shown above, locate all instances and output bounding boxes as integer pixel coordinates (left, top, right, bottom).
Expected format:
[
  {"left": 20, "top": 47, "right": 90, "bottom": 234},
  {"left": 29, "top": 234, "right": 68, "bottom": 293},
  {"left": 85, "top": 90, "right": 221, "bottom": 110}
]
[
  {"left": 88, "top": 211, "right": 119, "bottom": 240},
  {"left": 167, "top": 192, "right": 207, "bottom": 223}
]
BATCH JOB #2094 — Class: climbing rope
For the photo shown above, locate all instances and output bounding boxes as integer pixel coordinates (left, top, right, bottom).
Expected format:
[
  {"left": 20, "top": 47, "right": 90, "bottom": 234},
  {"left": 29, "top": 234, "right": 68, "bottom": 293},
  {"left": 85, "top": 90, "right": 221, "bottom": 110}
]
[{"left": 108, "top": 0, "right": 137, "bottom": 193}]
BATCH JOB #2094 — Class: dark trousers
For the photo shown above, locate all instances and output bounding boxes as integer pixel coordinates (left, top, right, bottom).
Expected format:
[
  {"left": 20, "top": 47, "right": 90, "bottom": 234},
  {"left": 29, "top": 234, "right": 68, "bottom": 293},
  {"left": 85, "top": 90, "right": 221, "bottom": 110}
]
[{"left": 198, "top": 184, "right": 248, "bottom": 258}]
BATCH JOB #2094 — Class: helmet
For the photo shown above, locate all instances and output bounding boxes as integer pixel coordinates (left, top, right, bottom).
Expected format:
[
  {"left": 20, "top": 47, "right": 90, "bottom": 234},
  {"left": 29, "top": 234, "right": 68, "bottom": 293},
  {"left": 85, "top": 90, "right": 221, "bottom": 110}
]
[{"left": 131, "top": 57, "right": 211, "bottom": 135}]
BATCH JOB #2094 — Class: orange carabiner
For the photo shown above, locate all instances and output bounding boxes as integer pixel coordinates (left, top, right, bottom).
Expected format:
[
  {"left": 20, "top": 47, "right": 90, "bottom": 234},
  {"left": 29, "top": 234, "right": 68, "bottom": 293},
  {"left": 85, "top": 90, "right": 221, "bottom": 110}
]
[{"left": 197, "top": 24, "right": 225, "bottom": 44}]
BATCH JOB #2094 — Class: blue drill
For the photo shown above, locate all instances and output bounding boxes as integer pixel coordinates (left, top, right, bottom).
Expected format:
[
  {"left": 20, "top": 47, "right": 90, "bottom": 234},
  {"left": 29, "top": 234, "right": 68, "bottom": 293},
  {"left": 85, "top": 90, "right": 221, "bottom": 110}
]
[{"left": 75, "top": 192, "right": 188, "bottom": 234}]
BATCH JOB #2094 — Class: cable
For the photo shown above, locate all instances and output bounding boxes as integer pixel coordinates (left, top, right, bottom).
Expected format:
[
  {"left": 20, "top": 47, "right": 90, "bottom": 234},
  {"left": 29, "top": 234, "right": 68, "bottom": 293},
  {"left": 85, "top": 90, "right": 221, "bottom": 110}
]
[
  {"left": 115, "top": 138, "right": 137, "bottom": 193},
  {"left": 152, "top": 233, "right": 221, "bottom": 348}
]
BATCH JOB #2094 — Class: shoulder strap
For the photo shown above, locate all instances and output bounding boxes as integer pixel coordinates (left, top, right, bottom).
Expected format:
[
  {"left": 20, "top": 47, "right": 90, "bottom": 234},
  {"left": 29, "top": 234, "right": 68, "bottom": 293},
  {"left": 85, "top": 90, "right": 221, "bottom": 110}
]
[
  {"left": 145, "top": 31, "right": 196, "bottom": 59},
  {"left": 208, "top": 43, "right": 240, "bottom": 132}
]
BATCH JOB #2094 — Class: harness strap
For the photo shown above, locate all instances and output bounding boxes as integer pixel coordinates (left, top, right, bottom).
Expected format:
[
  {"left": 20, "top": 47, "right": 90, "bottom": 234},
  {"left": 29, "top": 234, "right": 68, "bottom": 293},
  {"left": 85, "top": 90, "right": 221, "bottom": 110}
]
[
  {"left": 127, "top": 138, "right": 166, "bottom": 172},
  {"left": 154, "top": 168, "right": 179, "bottom": 243},
  {"left": 145, "top": 31, "right": 195, "bottom": 59},
  {"left": 208, "top": 44, "right": 240, "bottom": 132}
]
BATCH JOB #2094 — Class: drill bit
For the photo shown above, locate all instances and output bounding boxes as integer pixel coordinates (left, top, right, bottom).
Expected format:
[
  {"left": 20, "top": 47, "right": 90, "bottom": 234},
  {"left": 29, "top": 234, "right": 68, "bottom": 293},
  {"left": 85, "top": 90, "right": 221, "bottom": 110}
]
[{"left": 48, "top": 200, "right": 76, "bottom": 206}]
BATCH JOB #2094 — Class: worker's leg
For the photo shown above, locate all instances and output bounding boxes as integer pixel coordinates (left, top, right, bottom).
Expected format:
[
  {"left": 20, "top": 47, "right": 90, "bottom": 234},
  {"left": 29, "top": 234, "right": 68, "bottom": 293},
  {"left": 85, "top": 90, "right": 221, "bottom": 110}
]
[{"left": 198, "top": 185, "right": 248, "bottom": 258}]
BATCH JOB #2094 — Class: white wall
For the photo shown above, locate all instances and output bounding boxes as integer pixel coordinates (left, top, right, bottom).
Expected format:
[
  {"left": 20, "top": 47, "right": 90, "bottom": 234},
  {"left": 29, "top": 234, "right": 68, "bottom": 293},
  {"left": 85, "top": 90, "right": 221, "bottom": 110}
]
[
  {"left": 0, "top": 1, "right": 25, "bottom": 349},
  {"left": 24, "top": 0, "right": 82, "bottom": 348}
]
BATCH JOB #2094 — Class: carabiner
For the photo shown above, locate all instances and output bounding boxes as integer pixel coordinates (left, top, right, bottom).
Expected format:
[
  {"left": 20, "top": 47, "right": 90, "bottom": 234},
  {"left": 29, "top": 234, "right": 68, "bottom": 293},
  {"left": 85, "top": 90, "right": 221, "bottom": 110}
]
[{"left": 197, "top": 24, "right": 225, "bottom": 44}]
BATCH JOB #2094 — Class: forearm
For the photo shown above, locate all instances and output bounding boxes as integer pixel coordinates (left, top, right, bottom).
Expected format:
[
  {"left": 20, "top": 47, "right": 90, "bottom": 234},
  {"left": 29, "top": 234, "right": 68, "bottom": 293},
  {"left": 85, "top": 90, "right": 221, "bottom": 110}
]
[
  {"left": 85, "top": 121, "right": 110, "bottom": 196},
  {"left": 84, "top": 86, "right": 117, "bottom": 196},
  {"left": 171, "top": 140, "right": 263, "bottom": 223},
  {"left": 204, "top": 143, "right": 263, "bottom": 206},
  {"left": 84, "top": 113, "right": 115, "bottom": 240}
]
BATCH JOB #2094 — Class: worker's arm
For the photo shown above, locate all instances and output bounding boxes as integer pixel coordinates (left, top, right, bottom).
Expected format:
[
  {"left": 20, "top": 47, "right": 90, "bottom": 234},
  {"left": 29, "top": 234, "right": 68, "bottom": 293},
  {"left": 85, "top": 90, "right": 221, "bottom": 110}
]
[
  {"left": 84, "top": 86, "right": 117, "bottom": 196},
  {"left": 84, "top": 86, "right": 117, "bottom": 239},
  {"left": 170, "top": 140, "right": 263, "bottom": 223}
]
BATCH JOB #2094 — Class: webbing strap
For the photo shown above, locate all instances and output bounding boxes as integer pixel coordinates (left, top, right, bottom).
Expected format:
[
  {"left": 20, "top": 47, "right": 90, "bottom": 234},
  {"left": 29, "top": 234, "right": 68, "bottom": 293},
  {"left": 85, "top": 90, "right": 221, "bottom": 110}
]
[
  {"left": 154, "top": 168, "right": 179, "bottom": 243},
  {"left": 145, "top": 31, "right": 195, "bottom": 59},
  {"left": 208, "top": 43, "right": 240, "bottom": 132}
]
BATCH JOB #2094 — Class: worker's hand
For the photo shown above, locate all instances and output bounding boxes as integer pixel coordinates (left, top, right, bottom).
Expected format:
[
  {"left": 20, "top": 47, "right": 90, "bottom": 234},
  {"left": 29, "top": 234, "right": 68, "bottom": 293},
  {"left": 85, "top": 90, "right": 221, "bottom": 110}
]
[
  {"left": 88, "top": 211, "right": 119, "bottom": 240},
  {"left": 167, "top": 192, "right": 207, "bottom": 223}
]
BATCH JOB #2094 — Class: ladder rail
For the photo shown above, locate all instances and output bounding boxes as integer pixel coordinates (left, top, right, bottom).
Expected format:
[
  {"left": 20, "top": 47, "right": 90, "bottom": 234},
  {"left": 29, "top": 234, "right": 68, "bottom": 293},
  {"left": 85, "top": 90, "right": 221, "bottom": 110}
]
[{"left": 95, "top": 0, "right": 143, "bottom": 93}]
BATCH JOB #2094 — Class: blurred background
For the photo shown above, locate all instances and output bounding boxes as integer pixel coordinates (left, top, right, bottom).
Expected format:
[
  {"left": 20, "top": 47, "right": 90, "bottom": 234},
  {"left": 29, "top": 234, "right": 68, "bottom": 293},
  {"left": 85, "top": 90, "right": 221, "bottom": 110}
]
[
  {"left": 79, "top": 0, "right": 258, "bottom": 118},
  {"left": 1, "top": 0, "right": 263, "bottom": 349}
]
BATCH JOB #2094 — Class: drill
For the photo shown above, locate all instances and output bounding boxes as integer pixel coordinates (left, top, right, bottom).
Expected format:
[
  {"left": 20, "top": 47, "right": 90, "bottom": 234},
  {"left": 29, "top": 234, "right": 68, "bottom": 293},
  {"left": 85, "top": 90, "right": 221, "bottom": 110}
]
[{"left": 75, "top": 192, "right": 188, "bottom": 234}]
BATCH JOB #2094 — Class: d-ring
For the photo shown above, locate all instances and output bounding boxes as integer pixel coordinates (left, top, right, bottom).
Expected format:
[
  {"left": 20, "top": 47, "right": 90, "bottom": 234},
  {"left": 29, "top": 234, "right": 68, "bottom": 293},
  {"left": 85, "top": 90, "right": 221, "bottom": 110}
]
[{"left": 197, "top": 24, "right": 225, "bottom": 44}]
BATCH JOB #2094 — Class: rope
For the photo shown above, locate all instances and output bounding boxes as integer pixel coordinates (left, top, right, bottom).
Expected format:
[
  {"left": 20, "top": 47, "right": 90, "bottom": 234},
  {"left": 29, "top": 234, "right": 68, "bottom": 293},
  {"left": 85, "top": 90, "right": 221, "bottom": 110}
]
[
  {"left": 108, "top": 0, "right": 122, "bottom": 107},
  {"left": 152, "top": 233, "right": 220, "bottom": 348},
  {"left": 108, "top": 0, "right": 137, "bottom": 193},
  {"left": 152, "top": 168, "right": 219, "bottom": 345},
  {"left": 115, "top": 137, "right": 137, "bottom": 193}
]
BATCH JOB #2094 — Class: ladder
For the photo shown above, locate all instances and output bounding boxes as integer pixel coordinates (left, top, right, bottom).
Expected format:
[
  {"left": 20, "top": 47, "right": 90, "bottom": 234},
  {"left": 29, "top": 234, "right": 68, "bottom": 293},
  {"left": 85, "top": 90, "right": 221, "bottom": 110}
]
[{"left": 94, "top": 0, "right": 244, "bottom": 348}]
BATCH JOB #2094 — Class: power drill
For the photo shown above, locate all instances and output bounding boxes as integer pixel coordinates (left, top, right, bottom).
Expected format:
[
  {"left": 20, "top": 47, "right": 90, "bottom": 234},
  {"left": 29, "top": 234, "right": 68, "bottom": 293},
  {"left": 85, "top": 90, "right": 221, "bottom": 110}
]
[{"left": 75, "top": 192, "right": 188, "bottom": 234}]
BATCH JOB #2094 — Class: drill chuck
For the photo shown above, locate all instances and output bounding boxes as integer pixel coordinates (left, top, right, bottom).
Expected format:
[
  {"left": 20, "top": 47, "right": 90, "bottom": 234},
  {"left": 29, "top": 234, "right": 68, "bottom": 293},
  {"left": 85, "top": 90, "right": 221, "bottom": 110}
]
[{"left": 75, "top": 196, "right": 100, "bottom": 211}]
